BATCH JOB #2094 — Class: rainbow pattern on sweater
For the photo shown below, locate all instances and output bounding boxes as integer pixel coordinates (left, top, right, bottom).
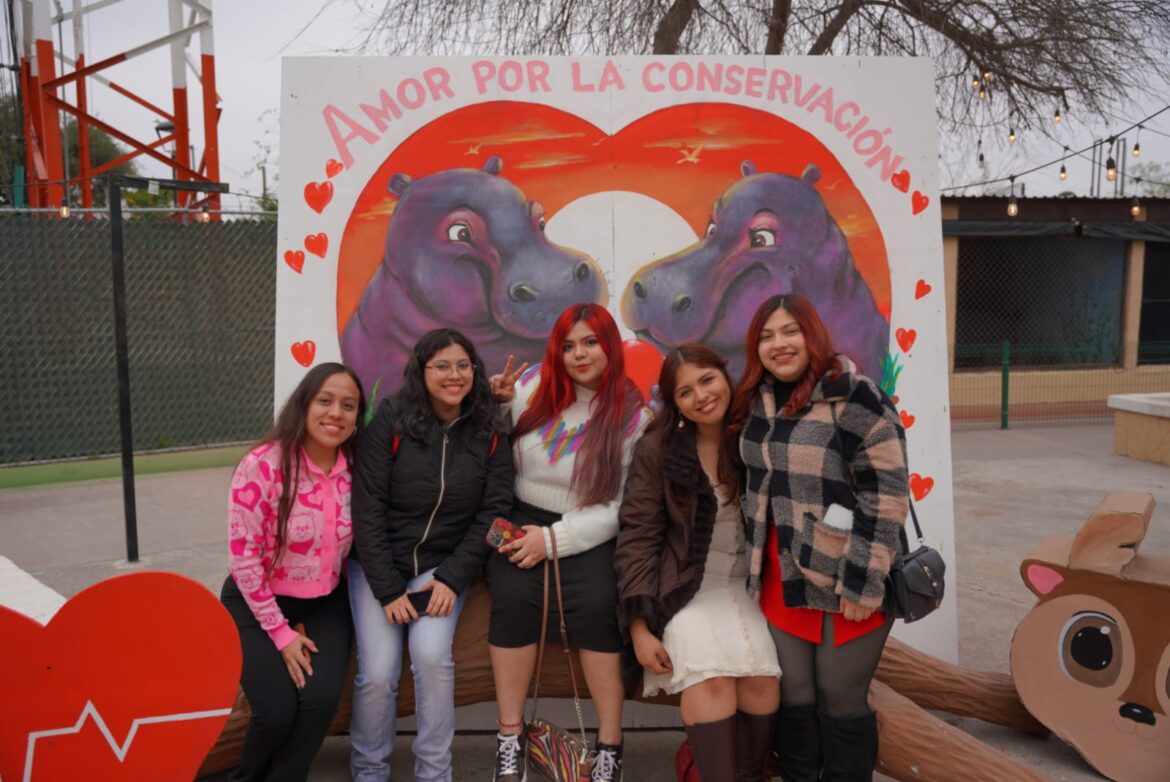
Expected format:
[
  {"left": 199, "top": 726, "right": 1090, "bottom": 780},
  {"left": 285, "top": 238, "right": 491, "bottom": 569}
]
[{"left": 539, "top": 416, "right": 588, "bottom": 464}]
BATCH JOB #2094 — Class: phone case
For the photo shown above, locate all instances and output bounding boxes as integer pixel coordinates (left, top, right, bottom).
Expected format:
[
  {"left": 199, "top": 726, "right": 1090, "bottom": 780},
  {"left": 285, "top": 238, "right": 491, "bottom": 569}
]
[
  {"left": 407, "top": 590, "right": 430, "bottom": 616},
  {"left": 486, "top": 517, "right": 526, "bottom": 548}
]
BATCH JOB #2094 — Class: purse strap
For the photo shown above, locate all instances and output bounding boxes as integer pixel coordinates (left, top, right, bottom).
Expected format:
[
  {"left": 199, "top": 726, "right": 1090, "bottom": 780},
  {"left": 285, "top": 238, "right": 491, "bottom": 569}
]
[
  {"left": 828, "top": 402, "right": 923, "bottom": 547},
  {"left": 526, "top": 532, "right": 590, "bottom": 752}
]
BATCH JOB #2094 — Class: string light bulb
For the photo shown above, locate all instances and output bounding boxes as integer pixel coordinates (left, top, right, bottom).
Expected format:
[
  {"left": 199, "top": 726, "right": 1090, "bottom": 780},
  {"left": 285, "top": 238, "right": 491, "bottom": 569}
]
[
  {"left": 59, "top": 204, "right": 70, "bottom": 218},
  {"left": 976, "top": 138, "right": 985, "bottom": 169},
  {"left": 198, "top": 207, "right": 211, "bottom": 223},
  {"left": 1106, "top": 155, "right": 1117, "bottom": 182},
  {"left": 972, "top": 76, "right": 980, "bottom": 89},
  {"left": 983, "top": 70, "right": 992, "bottom": 81},
  {"left": 1007, "top": 177, "right": 1019, "bottom": 217},
  {"left": 1059, "top": 163, "right": 1067, "bottom": 180},
  {"left": 1008, "top": 127, "right": 1017, "bottom": 143},
  {"left": 1053, "top": 108, "right": 1062, "bottom": 124},
  {"left": 1133, "top": 126, "right": 1142, "bottom": 158},
  {"left": 1131, "top": 196, "right": 1142, "bottom": 218},
  {"left": 978, "top": 86, "right": 987, "bottom": 100}
]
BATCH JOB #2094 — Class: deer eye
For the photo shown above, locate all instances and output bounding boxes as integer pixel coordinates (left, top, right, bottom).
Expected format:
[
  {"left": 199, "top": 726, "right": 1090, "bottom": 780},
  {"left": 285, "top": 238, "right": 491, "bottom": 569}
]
[{"left": 1060, "top": 611, "right": 1123, "bottom": 688}]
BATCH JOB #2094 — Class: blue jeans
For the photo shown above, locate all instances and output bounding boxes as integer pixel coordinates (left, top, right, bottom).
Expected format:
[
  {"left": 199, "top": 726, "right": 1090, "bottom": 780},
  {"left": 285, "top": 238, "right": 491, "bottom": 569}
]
[{"left": 348, "top": 560, "right": 467, "bottom": 782}]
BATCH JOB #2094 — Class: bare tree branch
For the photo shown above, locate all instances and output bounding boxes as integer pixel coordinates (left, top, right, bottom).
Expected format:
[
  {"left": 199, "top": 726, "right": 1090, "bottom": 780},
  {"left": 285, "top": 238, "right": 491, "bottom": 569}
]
[
  {"left": 765, "top": 0, "right": 792, "bottom": 54},
  {"left": 808, "top": 0, "right": 865, "bottom": 54}
]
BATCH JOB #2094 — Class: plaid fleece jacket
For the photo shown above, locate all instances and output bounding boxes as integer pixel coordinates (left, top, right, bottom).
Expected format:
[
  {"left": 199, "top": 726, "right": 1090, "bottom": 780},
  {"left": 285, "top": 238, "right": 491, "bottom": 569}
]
[{"left": 740, "top": 356, "right": 909, "bottom": 611}]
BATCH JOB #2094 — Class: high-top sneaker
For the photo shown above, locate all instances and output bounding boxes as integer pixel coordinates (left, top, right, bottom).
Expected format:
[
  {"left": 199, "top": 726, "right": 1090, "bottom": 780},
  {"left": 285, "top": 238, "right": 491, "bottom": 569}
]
[
  {"left": 493, "top": 731, "right": 527, "bottom": 782},
  {"left": 591, "top": 742, "right": 623, "bottom": 782}
]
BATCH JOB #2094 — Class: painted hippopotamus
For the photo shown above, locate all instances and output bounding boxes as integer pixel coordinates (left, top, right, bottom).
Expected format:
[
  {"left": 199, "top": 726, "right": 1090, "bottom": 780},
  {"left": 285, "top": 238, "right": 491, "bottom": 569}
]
[
  {"left": 621, "top": 161, "right": 888, "bottom": 383},
  {"left": 341, "top": 156, "right": 606, "bottom": 401}
]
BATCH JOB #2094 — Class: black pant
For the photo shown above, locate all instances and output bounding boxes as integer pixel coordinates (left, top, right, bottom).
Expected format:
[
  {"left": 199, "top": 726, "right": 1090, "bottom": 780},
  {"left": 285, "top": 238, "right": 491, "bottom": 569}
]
[{"left": 221, "top": 576, "right": 352, "bottom": 782}]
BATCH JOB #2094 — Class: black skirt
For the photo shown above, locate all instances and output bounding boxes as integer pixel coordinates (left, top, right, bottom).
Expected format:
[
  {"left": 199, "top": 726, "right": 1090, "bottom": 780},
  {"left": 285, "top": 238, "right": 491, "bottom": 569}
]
[{"left": 485, "top": 500, "right": 622, "bottom": 652}]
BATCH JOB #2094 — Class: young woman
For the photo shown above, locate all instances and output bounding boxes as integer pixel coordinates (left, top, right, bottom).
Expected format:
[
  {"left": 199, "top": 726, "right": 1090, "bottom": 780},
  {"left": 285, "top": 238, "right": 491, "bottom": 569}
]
[
  {"left": 486, "top": 303, "right": 652, "bottom": 782},
  {"left": 731, "top": 294, "right": 910, "bottom": 782},
  {"left": 221, "top": 361, "right": 366, "bottom": 782},
  {"left": 349, "top": 328, "right": 514, "bottom": 782},
  {"left": 615, "top": 344, "right": 780, "bottom": 782}
]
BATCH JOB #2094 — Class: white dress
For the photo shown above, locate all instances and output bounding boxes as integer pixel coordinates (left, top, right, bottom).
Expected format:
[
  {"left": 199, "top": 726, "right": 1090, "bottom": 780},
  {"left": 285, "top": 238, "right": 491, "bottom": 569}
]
[{"left": 642, "top": 481, "right": 782, "bottom": 696}]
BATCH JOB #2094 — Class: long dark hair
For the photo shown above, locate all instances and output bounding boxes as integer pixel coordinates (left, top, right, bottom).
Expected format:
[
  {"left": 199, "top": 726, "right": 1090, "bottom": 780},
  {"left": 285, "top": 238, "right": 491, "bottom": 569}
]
[
  {"left": 729, "top": 294, "right": 842, "bottom": 434},
  {"left": 262, "top": 362, "right": 366, "bottom": 569},
  {"left": 513, "top": 303, "right": 643, "bottom": 506},
  {"left": 391, "top": 328, "right": 497, "bottom": 441},
  {"left": 647, "top": 343, "right": 742, "bottom": 500}
]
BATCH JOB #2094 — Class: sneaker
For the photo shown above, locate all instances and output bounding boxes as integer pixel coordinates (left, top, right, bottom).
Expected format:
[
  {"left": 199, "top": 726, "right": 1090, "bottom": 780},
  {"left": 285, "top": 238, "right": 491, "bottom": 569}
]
[
  {"left": 591, "top": 742, "right": 623, "bottom": 782},
  {"left": 493, "top": 731, "right": 527, "bottom": 782}
]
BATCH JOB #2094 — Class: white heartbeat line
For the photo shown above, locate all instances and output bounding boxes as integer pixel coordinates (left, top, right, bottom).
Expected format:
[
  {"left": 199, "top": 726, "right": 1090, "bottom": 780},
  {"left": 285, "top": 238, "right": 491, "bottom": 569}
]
[{"left": 23, "top": 699, "right": 232, "bottom": 782}]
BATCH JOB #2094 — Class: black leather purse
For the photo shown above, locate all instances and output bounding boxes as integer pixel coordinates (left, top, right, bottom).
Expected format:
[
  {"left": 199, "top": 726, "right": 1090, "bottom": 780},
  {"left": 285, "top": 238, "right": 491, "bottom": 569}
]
[{"left": 829, "top": 403, "right": 945, "bottom": 623}]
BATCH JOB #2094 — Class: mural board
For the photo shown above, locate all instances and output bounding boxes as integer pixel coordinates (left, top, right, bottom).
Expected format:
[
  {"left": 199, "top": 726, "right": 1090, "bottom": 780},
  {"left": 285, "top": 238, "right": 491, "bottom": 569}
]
[{"left": 276, "top": 55, "right": 957, "bottom": 661}]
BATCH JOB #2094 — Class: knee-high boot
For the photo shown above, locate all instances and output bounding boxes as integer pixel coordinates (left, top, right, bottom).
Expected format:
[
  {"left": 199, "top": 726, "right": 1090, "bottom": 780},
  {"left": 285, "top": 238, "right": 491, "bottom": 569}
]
[
  {"left": 773, "top": 704, "right": 821, "bottom": 782},
  {"left": 684, "top": 716, "right": 738, "bottom": 782},
  {"left": 734, "top": 711, "right": 775, "bottom": 782},
  {"left": 818, "top": 710, "right": 878, "bottom": 781}
]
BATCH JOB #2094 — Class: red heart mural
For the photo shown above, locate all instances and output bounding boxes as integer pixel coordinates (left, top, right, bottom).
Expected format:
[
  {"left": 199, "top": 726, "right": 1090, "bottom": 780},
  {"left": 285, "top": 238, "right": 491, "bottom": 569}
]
[
  {"left": 915, "top": 279, "right": 931, "bottom": 300},
  {"left": 325, "top": 159, "right": 344, "bottom": 178},
  {"left": 900, "top": 410, "right": 916, "bottom": 429},
  {"left": 305, "top": 233, "right": 329, "bottom": 259},
  {"left": 896, "top": 328, "right": 917, "bottom": 353},
  {"left": 909, "top": 473, "right": 934, "bottom": 501},
  {"left": 304, "top": 181, "right": 334, "bottom": 214},
  {"left": 0, "top": 572, "right": 241, "bottom": 782},
  {"left": 622, "top": 338, "right": 665, "bottom": 402},
  {"left": 283, "top": 250, "right": 305, "bottom": 274},
  {"left": 291, "top": 340, "right": 317, "bottom": 367},
  {"left": 891, "top": 170, "right": 910, "bottom": 193},
  {"left": 911, "top": 190, "right": 929, "bottom": 215}
]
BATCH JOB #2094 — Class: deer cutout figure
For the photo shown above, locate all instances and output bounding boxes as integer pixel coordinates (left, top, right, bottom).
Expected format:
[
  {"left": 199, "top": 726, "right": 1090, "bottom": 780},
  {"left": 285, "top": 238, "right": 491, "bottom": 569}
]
[{"left": 1012, "top": 492, "right": 1170, "bottom": 782}]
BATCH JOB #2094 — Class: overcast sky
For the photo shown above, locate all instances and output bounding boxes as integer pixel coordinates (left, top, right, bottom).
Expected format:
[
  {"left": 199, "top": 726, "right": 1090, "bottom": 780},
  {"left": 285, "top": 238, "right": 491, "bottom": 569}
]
[{"left": 60, "top": 0, "right": 1170, "bottom": 209}]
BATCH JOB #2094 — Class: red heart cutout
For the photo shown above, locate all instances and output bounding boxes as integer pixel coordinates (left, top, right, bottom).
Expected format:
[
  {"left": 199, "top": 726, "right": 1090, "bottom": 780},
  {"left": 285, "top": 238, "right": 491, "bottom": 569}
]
[
  {"left": 914, "top": 279, "right": 931, "bottom": 299},
  {"left": 304, "top": 181, "right": 334, "bottom": 214},
  {"left": 0, "top": 573, "right": 240, "bottom": 782},
  {"left": 291, "top": 340, "right": 317, "bottom": 367},
  {"left": 900, "top": 410, "right": 916, "bottom": 429},
  {"left": 283, "top": 250, "right": 305, "bottom": 274},
  {"left": 325, "top": 159, "right": 344, "bottom": 178},
  {"left": 911, "top": 190, "right": 929, "bottom": 215},
  {"left": 305, "top": 233, "right": 329, "bottom": 259},
  {"left": 909, "top": 473, "right": 934, "bottom": 501},
  {"left": 891, "top": 170, "right": 910, "bottom": 193},
  {"left": 622, "top": 338, "right": 665, "bottom": 402},
  {"left": 890, "top": 395, "right": 900, "bottom": 405},
  {"left": 895, "top": 328, "right": 917, "bottom": 353}
]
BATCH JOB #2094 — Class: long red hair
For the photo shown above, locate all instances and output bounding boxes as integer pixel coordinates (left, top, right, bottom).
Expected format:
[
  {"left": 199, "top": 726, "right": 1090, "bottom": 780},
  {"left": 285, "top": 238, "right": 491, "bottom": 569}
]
[
  {"left": 729, "top": 294, "right": 842, "bottom": 432},
  {"left": 514, "top": 303, "right": 643, "bottom": 506}
]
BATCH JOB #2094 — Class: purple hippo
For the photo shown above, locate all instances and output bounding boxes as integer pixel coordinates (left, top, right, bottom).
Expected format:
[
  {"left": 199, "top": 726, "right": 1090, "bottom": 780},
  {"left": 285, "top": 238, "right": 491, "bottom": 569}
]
[
  {"left": 341, "top": 156, "right": 606, "bottom": 401},
  {"left": 621, "top": 161, "right": 888, "bottom": 382}
]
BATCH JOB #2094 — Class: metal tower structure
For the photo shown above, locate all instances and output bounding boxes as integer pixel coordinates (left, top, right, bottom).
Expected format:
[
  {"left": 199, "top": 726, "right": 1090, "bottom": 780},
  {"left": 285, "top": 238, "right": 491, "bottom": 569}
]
[{"left": 15, "top": 0, "right": 220, "bottom": 212}]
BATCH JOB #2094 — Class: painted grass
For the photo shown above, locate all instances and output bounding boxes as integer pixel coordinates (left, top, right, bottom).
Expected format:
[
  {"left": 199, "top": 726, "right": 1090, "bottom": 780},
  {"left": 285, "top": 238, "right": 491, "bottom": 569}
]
[{"left": 0, "top": 446, "right": 248, "bottom": 491}]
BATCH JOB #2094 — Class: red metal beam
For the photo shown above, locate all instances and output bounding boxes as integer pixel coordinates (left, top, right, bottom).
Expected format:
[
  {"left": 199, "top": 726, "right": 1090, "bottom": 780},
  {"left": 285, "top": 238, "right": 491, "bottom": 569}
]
[{"left": 107, "top": 81, "right": 175, "bottom": 122}]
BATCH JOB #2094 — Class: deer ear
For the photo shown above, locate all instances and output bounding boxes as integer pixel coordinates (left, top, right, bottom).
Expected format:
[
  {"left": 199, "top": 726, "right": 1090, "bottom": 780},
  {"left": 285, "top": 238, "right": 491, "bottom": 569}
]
[
  {"left": 740, "top": 160, "right": 758, "bottom": 177},
  {"left": 483, "top": 156, "right": 503, "bottom": 175},
  {"left": 801, "top": 164, "right": 822, "bottom": 185},
  {"left": 388, "top": 173, "right": 412, "bottom": 196},
  {"left": 1022, "top": 561, "right": 1066, "bottom": 598}
]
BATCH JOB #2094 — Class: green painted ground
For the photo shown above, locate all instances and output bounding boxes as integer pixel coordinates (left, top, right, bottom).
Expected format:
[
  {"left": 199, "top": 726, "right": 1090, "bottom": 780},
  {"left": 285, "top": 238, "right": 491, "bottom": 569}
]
[{"left": 0, "top": 446, "right": 247, "bottom": 491}]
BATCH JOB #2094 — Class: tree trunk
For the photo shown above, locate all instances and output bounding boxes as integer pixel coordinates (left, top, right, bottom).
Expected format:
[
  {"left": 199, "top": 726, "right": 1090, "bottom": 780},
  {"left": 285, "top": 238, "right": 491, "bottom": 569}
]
[{"left": 653, "top": 0, "right": 699, "bottom": 54}]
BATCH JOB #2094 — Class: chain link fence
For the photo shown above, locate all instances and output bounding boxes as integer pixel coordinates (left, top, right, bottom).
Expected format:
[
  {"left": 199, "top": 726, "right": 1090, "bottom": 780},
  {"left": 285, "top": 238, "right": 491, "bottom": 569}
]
[
  {"left": 1, "top": 213, "right": 276, "bottom": 463},
  {"left": 952, "top": 236, "right": 1170, "bottom": 428}
]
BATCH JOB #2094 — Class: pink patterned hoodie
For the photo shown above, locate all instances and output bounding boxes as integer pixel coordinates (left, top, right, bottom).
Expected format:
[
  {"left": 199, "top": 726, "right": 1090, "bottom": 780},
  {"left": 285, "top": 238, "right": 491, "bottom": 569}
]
[{"left": 228, "top": 442, "right": 353, "bottom": 649}]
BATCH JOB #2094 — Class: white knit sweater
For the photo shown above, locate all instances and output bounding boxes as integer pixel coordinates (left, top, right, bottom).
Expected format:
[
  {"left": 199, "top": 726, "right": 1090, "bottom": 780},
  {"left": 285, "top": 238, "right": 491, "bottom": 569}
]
[{"left": 509, "top": 368, "right": 652, "bottom": 558}]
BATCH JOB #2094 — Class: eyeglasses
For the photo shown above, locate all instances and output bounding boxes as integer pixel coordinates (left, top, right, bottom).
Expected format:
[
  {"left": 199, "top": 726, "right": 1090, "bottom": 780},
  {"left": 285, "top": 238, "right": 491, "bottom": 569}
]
[{"left": 425, "top": 361, "right": 474, "bottom": 375}]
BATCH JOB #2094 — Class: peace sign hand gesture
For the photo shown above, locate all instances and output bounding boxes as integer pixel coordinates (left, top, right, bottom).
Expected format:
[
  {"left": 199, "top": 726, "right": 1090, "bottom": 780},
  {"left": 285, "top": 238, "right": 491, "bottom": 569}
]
[{"left": 488, "top": 354, "right": 530, "bottom": 403}]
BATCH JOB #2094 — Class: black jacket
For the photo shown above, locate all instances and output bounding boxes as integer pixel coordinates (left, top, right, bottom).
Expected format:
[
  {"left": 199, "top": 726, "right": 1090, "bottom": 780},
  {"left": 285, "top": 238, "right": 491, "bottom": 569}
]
[{"left": 352, "top": 400, "right": 514, "bottom": 604}]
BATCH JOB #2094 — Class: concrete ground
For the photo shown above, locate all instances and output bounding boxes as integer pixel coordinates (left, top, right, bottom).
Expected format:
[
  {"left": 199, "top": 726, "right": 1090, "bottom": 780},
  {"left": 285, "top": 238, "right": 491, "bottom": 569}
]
[{"left": 2, "top": 424, "right": 1168, "bottom": 781}]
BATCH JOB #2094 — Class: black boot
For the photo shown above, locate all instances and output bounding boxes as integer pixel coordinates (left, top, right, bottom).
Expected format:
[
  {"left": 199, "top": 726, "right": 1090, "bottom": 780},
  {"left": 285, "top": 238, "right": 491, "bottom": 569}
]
[
  {"left": 773, "top": 704, "right": 821, "bottom": 782},
  {"left": 684, "top": 716, "right": 738, "bottom": 782},
  {"left": 818, "top": 710, "right": 878, "bottom": 781},
  {"left": 735, "top": 711, "right": 775, "bottom": 782}
]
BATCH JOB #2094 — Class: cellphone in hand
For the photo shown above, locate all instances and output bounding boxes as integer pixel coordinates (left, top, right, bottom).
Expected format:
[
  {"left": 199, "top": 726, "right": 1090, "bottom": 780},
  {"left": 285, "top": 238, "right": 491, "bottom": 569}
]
[
  {"left": 407, "top": 590, "right": 431, "bottom": 617},
  {"left": 486, "top": 517, "right": 526, "bottom": 548}
]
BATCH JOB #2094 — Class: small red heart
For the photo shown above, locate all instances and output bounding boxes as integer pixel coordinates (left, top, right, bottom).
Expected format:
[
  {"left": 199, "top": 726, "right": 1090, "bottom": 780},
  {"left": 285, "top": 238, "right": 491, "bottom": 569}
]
[
  {"left": 325, "top": 159, "right": 344, "bottom": 178},
  {"left": 305, "top": 233, "right": 329, "bottom": 259},
  {"left": 900, "top": 410, "right": 916, "bottom": 429},
  {"left": 291, "top": 340, "right": 317, "bottom": 367},
  {"left": 911, "top": 191, "right": 929, "bottom": 215},
  {"left": 909, "top": 473, "right": 934, "bottom": 501},
  {"left": 304, "top": 181, "right": 334, "bottom": 214},
  {"left": 891, "top": 170, "right": 910, "bottom": 193},
  {"left": 896, "top": 328, "right": 917, "bottom": 353},
  {"left": 0, "top": 573, "right": 240, "bottom": 782},
  {"left": 283, "top": 250, "right": 305, "bottom": 273},
  {"left": 915, "top": 279, "right": 932, "bottom": 300}
]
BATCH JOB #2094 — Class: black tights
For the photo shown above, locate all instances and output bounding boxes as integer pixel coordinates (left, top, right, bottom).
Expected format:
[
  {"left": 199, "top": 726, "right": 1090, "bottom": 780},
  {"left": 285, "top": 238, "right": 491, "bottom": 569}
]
[{"left": 770, "top": 613, "right": 893, "bottom": 717}]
